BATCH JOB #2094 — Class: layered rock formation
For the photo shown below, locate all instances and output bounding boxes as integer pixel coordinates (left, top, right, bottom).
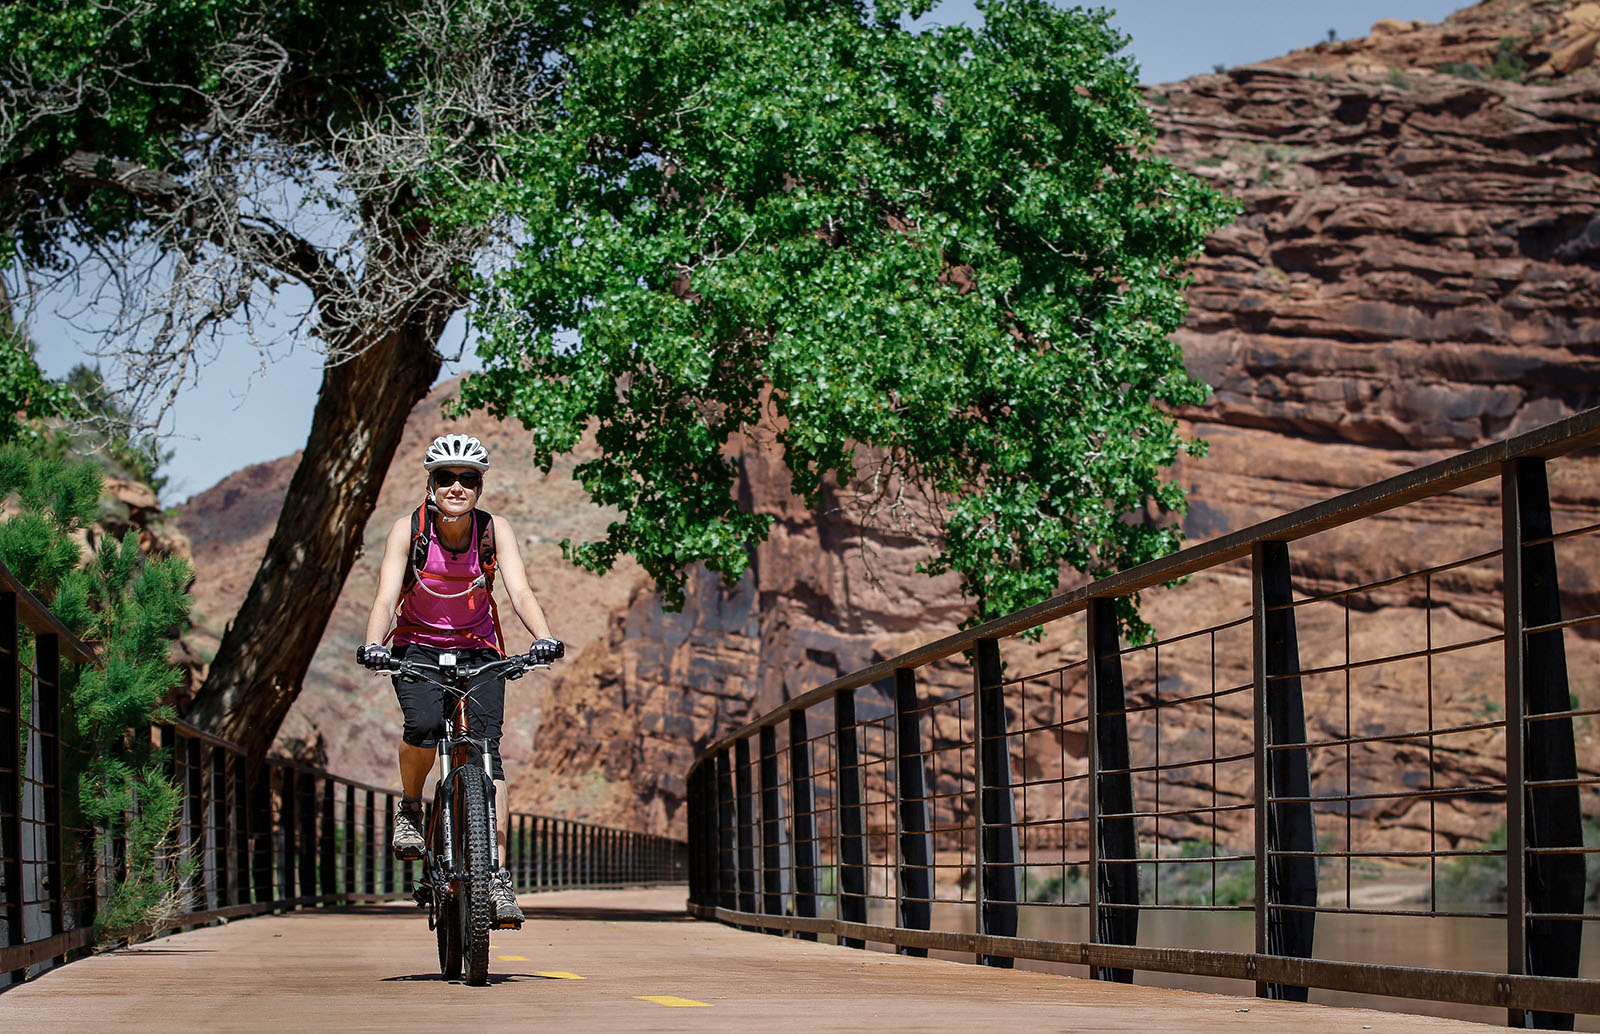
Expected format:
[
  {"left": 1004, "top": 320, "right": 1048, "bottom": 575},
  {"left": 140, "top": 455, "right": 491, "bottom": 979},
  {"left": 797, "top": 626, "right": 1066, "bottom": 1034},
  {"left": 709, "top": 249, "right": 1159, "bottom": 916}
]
[
  {"left": 177, "top": 1, "right": 1600, "bottom": 854},
  {"left": 1264, "top": 0, "right": 1600, "bottom": 82}
]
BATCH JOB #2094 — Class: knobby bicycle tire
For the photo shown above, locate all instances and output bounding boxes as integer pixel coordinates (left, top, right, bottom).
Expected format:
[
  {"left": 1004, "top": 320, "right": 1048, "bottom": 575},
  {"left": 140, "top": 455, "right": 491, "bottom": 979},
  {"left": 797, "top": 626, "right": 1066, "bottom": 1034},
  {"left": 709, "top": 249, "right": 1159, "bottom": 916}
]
[{"left": 457, "top": 768, "right": 494, "bottom": 986}]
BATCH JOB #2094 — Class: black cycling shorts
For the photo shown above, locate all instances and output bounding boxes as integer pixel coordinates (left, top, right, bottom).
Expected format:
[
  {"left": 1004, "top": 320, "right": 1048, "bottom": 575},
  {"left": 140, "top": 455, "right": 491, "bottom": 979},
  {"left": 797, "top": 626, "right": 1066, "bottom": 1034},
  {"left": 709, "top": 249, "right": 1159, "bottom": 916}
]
[{"left": 390, "top": 643, "right": 506, "bottom": 782}]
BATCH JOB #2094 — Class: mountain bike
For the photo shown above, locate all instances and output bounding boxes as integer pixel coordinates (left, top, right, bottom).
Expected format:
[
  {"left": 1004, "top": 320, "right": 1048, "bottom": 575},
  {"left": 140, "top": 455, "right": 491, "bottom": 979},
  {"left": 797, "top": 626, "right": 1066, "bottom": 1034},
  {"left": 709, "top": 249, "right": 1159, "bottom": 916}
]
[{"left": 380, "top": 650, "right": 541, "bottom": 986}]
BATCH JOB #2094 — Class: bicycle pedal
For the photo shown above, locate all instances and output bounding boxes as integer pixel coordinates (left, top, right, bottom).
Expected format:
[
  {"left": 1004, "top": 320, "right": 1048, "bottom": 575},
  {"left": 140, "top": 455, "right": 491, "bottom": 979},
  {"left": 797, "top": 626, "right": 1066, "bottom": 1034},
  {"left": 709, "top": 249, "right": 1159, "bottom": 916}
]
[
  {"left": 492, "top": 917, "right": 523, "bottom": 930},
  {"left": 412, "top": 883, "right": 434, "bottom": 908}
]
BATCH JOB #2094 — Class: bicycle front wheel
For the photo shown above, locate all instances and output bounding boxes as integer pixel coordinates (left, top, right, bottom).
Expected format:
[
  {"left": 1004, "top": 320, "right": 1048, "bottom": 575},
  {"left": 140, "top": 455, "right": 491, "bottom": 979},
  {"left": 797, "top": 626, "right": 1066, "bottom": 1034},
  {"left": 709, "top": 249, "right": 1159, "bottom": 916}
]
[{"left": 455, "top": 768, "right": 494, "bottom": 986}]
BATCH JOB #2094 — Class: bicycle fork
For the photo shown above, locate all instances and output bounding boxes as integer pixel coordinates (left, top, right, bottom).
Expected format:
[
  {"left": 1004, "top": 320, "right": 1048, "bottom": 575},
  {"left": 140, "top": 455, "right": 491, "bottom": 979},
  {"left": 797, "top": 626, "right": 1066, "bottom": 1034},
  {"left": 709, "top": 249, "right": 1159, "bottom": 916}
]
[{"left": 434, "top": 737, "right": 502, "bottom": 874}]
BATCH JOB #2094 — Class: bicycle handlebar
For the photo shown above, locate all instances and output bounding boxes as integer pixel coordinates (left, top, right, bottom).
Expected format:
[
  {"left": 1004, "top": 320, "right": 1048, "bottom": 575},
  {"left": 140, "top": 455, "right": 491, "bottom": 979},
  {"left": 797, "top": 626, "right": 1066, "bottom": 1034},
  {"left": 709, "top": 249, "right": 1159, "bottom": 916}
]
[{"left": 377, "top": 652, "right": 547, "bottom": 685}]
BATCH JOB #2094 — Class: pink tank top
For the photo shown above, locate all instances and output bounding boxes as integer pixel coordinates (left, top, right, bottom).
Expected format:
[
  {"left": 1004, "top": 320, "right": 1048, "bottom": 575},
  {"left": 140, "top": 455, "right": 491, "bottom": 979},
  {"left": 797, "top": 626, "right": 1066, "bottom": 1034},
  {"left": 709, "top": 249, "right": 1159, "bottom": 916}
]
[{"left": 393, "top": 513, "right": 499, "bottom": 650}]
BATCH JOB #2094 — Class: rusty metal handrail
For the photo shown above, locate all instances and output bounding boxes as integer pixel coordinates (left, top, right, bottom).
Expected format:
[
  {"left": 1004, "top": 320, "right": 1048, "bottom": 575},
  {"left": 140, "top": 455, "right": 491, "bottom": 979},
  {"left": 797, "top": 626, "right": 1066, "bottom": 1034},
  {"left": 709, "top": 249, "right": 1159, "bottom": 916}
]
[
  {"left": 701, "top": 406, "right": 1600, "bottom": 757},
  {"left": 685, "top": 406, "right": 1600, "bottom": 1027},
  {"left": 0, "top": 561, "right": 95, "bottom": 665}
]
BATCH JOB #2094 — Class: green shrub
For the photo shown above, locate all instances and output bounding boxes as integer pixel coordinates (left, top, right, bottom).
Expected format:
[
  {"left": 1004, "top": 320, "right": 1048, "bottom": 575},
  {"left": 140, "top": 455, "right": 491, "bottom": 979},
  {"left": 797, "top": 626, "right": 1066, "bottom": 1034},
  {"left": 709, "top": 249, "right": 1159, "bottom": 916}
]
[{"left": 1488, "top": 38, "right": 1528, "bottom": 81}]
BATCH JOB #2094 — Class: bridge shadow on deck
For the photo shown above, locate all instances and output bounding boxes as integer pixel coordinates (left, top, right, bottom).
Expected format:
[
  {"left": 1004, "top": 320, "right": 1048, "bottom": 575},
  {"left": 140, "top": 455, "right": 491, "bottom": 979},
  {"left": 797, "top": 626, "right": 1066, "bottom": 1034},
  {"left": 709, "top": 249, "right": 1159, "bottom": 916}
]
[
  {"left": 381, "top": 971, "right": 551, "bottom": 985},
  {"left": 289, "top": 900, "right": 694, "bottom": 924},
  {"left": 522, "top": 904, "right": 693, "bottom": 923}
]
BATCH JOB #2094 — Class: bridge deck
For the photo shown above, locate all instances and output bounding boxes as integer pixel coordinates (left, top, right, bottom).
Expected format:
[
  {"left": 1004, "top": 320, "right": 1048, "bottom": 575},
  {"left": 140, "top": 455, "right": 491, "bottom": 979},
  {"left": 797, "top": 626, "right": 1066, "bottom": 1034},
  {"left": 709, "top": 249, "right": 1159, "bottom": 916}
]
[{"left": 4, "top": 887, "right": 1512, "bottom": 1032}]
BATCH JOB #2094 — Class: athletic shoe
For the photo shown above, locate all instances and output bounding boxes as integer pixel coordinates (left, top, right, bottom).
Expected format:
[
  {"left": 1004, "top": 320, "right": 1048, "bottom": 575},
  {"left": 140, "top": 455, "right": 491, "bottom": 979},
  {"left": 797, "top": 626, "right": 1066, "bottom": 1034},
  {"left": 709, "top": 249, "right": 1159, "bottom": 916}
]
[
  {"left": 491, "top": 868, "right": 524, "bottom": 928},
  {"left": 392, "top": 801, "right": 425, "bottom": 860}
]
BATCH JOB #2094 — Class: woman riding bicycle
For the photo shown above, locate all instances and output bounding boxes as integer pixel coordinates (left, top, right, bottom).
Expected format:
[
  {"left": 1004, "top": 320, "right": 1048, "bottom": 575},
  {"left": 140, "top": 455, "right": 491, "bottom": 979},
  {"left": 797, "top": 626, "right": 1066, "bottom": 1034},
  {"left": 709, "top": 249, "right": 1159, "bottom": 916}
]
[{"left": 356, "top": 433, "right": 562, "bottom": 929}]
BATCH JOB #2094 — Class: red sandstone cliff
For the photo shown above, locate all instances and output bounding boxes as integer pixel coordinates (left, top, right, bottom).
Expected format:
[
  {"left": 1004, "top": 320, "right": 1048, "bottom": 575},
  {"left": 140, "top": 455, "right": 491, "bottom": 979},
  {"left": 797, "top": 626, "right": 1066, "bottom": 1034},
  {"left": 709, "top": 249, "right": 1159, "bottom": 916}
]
[{"left": 176, "top": 1, "right": 1600, "bottom": 852}]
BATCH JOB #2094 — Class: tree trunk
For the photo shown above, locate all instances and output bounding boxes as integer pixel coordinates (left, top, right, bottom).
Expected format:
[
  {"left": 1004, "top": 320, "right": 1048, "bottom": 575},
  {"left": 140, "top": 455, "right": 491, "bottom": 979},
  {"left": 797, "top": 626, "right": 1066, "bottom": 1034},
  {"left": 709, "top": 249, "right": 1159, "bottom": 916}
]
[{"left": 185, "top": 303, "right": 451, "bottom": 761}]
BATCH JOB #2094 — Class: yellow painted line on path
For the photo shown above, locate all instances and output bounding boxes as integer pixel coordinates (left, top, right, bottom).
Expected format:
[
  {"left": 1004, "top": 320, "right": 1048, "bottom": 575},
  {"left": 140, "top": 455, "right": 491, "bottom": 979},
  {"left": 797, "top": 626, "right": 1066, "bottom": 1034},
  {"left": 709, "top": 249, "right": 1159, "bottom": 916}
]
[
  {"left": 635, "top": 995, "right": 712, "bottom": 1008},
  {"left": 536, "top": 971, "right": 586, "bottom": 980},
  {"left": 498, "top": 955, "right": 529, "bottom": 962}
]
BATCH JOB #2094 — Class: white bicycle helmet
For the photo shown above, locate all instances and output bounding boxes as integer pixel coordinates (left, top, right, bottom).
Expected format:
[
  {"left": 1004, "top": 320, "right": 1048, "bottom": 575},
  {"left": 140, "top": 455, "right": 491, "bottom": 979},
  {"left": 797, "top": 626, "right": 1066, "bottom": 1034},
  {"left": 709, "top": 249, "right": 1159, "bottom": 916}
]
[{"left": 423, "top": 433, "right": 491, "bottom": 472}]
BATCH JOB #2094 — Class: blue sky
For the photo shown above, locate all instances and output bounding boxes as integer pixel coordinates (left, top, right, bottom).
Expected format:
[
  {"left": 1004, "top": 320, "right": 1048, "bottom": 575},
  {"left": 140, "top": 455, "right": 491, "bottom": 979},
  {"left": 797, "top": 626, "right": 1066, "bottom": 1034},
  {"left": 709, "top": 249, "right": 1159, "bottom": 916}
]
[{"left": 28, "top": 0, "right": 1467, "bottom": 500}]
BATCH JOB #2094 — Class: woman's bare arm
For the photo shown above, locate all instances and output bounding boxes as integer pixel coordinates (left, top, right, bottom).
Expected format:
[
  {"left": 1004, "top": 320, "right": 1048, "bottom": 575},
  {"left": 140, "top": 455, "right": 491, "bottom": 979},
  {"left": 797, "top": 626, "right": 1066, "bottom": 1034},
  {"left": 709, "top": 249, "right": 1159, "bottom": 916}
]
[{"left": 364, "top": 515, "right": 415, "bottom": 645}]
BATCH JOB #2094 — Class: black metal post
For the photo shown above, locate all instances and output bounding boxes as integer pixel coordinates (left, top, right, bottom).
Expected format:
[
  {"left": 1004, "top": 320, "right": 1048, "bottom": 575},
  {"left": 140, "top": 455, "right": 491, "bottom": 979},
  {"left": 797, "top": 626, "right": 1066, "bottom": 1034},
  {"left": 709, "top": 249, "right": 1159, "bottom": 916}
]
[
  {"left": 1505, "top": 459, "right": 1584, "bottom": 1031},
  {"left": 734, "top": 738, "right": 757, "bottom": 917},
  {"left": 524, "top": 816, "right": 535, "bottom": 891},
  {"left": 836, "top": 689, "right": 868, "bottom": 947},
  {"left": 343, "top": 784, "right": 357, "bottom": 898},
  {"left": 0, "top": 591, "right": 20, "bottom": 981},
  {"left": 363, "top": 789, "right": 377, "bottom": 896},
  {"left": 537, "top": 817, "right": 548, "bottom": 890},
  {"left": 894, "top": 667, "right": 932, "bottom": 956},
  {"left": 251, "top": 764, "right": 274, "bottom": 904},
  {"left": 575, "top": 824, "right": 585, "bottom": 885},
  {"left": 36, "top": 633, "right": 64, "bottom": 944},
  {"left": 521, "top": 815, "right": 533, "bottom": 890},
  {"left": 555, "top": 820, "right": 565, "bottom": 889},
  {"left": 383, "top": 795, "right": 396, "bottom": 896},
  {"left": 557, "top": 818, "right": 565, "bottom": 888},
  {"left": 211, "top": 746, "right": 231, "bottom": 908},
  {"left": 0, "top": 600, "right": 31, "bottom": 973},
  {"left": 568, "top": 820, "right": 575, "bottom": 888},
  {"left": 280, "top": 767, "right": 297, "bottom": 905},
  {"left": 233, "top": 755, "right": 251, "bottom": 905},
  {"left": 298, "top": 771, "right": 317, "bottom": 902},
  {"left": 686, "top": 767, "right": 705, "bottom": 904},
  {"left": 545, "top": 819, "right": 556, "bottom": 889},
  {"left": 1256, "top": 542, "right": 1317, "bottom": 1002},
  {"left": 975, "top": 638, "right": 1019, "bottom": 966},
  {"left": 1088, "top": 598, "right": 1138, "bottom": 982},
  {"left": 319, "top": 778, "right": 335, "bottom": 899},
  {"left": 716, "top": 750, "right": 736, "bottom": 909},
  {"left": 584, "top": 824, "right": 594, "bottom": 885},
  {"left": 183, "top": 736, "right": 204, "bottom": 915},
  {"left": 789, "top": 710, "right": 819, "bottom": 941},
  {"left": 759, "top": 725, "right": 785, "bottom": 929}
]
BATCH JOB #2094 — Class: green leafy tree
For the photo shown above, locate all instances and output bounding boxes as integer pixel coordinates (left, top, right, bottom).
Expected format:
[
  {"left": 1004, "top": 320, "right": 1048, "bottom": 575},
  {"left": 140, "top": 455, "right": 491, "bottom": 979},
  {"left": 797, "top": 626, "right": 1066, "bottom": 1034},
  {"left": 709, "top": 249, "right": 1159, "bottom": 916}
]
[
  {"left": 1, "top": 0, "right": 577, "bottom": 754},
  {"left": 4, "top": 0, "right": 1229, "bottom": 762},
  {"left": 0, "top": 328, "right": 77, "bottom": 449},
  {"left": 461, "top": 0, "right": 1235, "bottom": 624},
  {"left": 1, "top": 329, "right": 171, "bottom": 491}
]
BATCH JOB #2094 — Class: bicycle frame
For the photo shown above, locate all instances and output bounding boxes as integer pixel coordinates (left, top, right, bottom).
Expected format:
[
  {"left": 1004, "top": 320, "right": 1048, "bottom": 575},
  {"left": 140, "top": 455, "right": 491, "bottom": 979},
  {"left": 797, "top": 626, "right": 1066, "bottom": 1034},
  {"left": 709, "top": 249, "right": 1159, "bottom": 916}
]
[{"left": 429, "top": 659, "right": 500, "bottom": 882}]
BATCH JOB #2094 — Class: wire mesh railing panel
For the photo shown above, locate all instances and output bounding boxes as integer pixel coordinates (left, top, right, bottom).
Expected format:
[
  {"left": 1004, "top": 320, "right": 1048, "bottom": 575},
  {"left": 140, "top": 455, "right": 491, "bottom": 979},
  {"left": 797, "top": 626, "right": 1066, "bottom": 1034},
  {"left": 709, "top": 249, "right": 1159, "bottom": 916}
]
[
  {"left": 920, "top": 677, "right": 977, "bottom": 924},
  {"left": 1012, "top": 661, "right": 1092, "bottom": 925},
  {"left": 686, "top": 411, "right": 1600, "bottom": 1026},
  {"left": 854, "top": 697, "right": 897, "bottom": 929}
]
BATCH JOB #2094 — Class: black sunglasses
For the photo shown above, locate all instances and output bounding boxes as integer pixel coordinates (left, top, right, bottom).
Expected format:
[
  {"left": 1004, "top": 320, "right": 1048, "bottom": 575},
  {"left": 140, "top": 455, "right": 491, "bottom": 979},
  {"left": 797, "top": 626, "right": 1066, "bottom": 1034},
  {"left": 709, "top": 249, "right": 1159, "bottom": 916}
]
[{"left": 432, "top": 470, "right": 482, "bottom": 490}]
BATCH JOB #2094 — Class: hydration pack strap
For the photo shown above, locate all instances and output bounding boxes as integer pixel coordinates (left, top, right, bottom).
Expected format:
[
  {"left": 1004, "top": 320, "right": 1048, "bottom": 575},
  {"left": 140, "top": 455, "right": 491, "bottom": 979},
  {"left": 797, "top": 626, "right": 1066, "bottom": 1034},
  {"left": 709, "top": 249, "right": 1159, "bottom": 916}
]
[{"left": 392, "top": 501, "right": 505, "bottom": 656}]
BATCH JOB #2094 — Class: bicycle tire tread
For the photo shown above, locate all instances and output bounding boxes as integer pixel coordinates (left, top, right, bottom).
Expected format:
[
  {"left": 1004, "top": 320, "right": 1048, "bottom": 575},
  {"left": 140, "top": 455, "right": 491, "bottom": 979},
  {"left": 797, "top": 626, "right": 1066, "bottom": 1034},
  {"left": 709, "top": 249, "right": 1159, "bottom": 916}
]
[{"left": 461, "top": 770, "right": 494, "bottom": 986}]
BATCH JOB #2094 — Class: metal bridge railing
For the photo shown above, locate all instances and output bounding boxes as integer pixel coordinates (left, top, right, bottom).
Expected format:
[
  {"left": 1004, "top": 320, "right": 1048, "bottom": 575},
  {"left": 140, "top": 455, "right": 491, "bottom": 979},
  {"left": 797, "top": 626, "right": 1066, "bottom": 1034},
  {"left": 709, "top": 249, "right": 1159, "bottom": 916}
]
[
  {"left": 1, "top": 558, "right": 686, "bottom": 986},
  {"left": 686, "top": 407, "right": 1600, "bottom": 1029},
  {"left": 141, "top": 728, "right": 686, "bottom": 933}
]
